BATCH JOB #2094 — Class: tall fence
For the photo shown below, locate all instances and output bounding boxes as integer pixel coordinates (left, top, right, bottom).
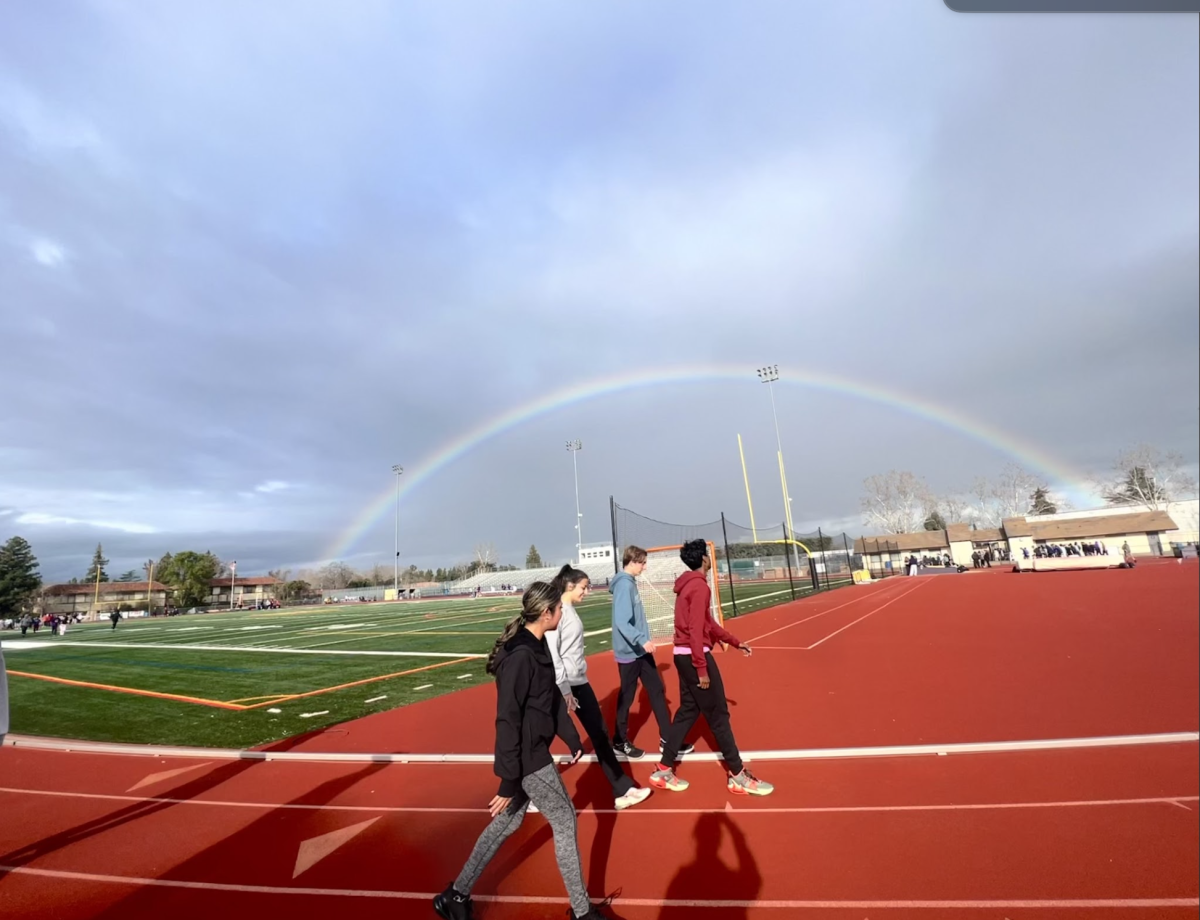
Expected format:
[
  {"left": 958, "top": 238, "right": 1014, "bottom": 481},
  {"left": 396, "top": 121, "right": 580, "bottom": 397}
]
[{"left": 610, "top": 498, "right": 859, "bottom": 619}]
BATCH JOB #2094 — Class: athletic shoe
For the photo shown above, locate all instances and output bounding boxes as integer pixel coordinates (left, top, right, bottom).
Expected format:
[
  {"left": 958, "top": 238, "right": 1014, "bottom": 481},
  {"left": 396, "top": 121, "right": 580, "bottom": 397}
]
[
  {"left": 570, "top": 893, "right": 621, "bottom": 918},
  {"left": 727, "top": 768, "right": 774, "bottom": 796},
  {"left": 614, "top": 786, "right": 652, "bottom": 810},
  {"left": 659, "top": 738, "right": 695, "bottom": 756},
  {"left": 649, "top": 765, "right": 690, "bottom": 792},
  {"left": 433, "top": 884, "right": 475, "bottom": 919},
  {"left": 613, "top": 740, "right": 645, "bottom": 759}
]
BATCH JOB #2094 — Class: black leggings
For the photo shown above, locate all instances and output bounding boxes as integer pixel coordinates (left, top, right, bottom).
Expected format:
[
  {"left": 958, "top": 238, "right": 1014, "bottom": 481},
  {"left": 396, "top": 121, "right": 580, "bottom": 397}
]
[
  {"left": 661, "top": 652, "right": 743, "bottom": 774},
  {"left": 569, "top": 681, "right": 635, "bottom": 798},
  {"left": 613, "top": 652, "right": 672, "bottom": 744}
]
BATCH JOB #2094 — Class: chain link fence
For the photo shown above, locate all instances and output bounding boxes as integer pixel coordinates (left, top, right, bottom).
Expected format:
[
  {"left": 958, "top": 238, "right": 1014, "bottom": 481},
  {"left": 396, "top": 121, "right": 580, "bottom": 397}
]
[{"left": 610, "top": 498, "right": 860, "bottom": 620}]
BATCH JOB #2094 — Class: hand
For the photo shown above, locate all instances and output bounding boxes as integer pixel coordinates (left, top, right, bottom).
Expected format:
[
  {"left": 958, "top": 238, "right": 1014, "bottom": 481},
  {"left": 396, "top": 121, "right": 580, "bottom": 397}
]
[
  {"left": 698, "top": 675, "right": 711, "bottom": 690},
  {"left": 569, "top": 748, "right": 583, "bottom": 764},
  {"left": 643, "top": 641, "right": 656, "bottom": 654},
  {"left": 488, "top": 795, "right": 513, "bottom": 817},
  {"left": 565, "top": 694, "right": 578, "bottom": 713},
  {"left": 740, "top": 645, "right": 753, "bottom": 657}
]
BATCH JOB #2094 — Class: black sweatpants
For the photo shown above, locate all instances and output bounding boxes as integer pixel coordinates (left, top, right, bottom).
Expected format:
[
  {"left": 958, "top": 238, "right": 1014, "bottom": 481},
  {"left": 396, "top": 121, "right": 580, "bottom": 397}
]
[
  {"left": 569, "top": 681, "right": 635, "bottom": 798},
  {"left": 660, "top": 652, "right": 743, "bottom": 775},
  {"left": 613, "top": 652, "right": 672, "bottom": 745}
]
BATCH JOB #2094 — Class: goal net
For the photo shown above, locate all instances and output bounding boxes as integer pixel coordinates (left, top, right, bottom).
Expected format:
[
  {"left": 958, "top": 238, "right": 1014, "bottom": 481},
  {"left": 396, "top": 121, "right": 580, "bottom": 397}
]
[{"left": 634, "top": 542, "right": 723, "bottom": 643}]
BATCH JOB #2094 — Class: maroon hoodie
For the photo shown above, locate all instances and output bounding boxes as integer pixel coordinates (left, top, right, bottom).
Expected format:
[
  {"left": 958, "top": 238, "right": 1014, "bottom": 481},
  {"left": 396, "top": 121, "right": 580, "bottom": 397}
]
[{"left": 672, "top": 569, "right": 742, "bottom": 678}]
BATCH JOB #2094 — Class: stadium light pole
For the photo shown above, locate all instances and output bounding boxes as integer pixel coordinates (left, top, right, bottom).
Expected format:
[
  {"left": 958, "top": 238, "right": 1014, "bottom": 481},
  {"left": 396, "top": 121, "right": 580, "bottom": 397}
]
[
  {"left": 567, "top": 440, "right": 583, "bottom": 565},
  {"left": 229, "top": 560, "right": 237, "bottom": 610},
  {"left": 392, "top": 464, "right": 404, "bottom": 596},
  {"left": 756, "top": 364, "right": 802, "bottom": 573}
]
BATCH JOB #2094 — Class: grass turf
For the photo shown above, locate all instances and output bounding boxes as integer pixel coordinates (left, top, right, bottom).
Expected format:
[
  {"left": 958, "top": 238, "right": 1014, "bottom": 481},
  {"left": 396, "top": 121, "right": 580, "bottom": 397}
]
[{"left": 2, "top": 578, "right": 847, "bottom": 747}]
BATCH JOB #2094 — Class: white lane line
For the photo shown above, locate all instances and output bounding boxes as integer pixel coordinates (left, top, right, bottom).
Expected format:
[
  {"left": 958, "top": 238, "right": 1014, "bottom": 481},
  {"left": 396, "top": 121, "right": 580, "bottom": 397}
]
[
  {"left": 0, "top": 787, "right": 1194, "bottom": 817},
  {"left": 742, "top": 580, "right": 909, "bottom": 644},
  {"left": 1, "top": 641, "right": 485, "bottom": 658},
  {"left": 0, "top": 866, "right": 1195, "bottom": 910},
  {"left": 3, "top": 731, "right": 1196, "bottom": 764},
  {"left": 805, "top": 580, "right": 929, "bottom": 649}
]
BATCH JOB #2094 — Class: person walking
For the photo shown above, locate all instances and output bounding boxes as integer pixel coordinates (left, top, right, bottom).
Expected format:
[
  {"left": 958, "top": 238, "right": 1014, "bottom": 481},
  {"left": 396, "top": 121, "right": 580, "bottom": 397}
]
[
  {"left": 652, "top": 540, "right": 774, "bottom": 797},
  {"left": 433, "top": 582, "right": 617, "bottom": 920},
  {"left": 609, "top": 546, "right": 693, "bottom": 760},
  {"left": 547, "top": 564, "right": 651, "bottom": 811}
]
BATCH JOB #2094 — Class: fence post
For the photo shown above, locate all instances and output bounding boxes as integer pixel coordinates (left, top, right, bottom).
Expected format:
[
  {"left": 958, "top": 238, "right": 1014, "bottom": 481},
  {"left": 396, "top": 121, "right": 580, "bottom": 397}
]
[
  {"left": 843, "top": 533, "right": 853, "bottom": 584},
  {"left": 609, "top": 496, "right": 620, "bottom": 577},
  {"left": 818, "top": 527, "right": 829, "bottom": 590},
  {"left": 783, "top": 521, "right": 796, "bottom": 601},
  {"left": 720, "top": 513, "right": 739, "bottom": 619}
]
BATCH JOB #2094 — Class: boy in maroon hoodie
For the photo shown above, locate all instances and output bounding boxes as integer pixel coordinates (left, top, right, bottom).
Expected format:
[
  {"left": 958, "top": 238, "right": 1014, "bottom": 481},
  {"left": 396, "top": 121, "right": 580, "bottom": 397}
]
[{"left": 650, "top": 539, "right": 774, "bottom": 796}]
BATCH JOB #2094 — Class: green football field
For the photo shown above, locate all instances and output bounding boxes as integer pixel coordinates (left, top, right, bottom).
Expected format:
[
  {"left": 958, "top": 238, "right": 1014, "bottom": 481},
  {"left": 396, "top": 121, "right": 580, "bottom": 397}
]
[{"left": 1, "top": 579, "right": 843, "bottom": 748}]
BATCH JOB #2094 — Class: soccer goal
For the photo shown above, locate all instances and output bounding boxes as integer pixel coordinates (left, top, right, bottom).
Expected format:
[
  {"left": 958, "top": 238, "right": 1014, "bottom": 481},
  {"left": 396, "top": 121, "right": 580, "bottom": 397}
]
[{"left": 634, "top": 542, "right": 723, "bottom": 643}]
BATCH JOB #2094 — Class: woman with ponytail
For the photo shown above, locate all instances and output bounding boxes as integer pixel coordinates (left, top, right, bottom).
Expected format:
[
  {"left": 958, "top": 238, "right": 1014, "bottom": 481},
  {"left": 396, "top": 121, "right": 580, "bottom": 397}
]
[
  {"left": 546, "top": 564, "right": 651, "bottom": 812},
  {"left": 434, "top": 582, "right": 617, "bottom": 920}
]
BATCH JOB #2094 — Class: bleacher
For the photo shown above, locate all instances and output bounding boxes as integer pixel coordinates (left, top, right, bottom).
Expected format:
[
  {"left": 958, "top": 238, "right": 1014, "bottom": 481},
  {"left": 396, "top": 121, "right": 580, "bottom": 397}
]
[{"left": 449, "top": 561, "right": 615, "bottom": 593}]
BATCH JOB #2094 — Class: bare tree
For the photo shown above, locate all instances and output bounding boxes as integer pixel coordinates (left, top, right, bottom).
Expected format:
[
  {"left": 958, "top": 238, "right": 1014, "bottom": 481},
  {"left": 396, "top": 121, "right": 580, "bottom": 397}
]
[
  {"left": 316, "top": 561, "right": 354, "bottom": 590},
  {"left": 936, "top": 493, "right": 971, "bottom": 525},
  {"left": 474, "top": 542, "right": 498, "bottom": 572},
  {"left": 860, "top": 471, "right": 932, "bottom": 534},
  {"left": 967, "top": 465, "right": 1046, "bottom": 527},
  {"left": 1099, "top": 444, "right": 1198, "bottom": 511}
]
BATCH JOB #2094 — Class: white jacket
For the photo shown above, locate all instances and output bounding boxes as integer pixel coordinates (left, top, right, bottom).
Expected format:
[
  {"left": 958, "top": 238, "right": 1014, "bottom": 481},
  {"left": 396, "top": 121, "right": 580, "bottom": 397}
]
[{"left": 545, "top": 601, "right": 587, "bottom": 697}]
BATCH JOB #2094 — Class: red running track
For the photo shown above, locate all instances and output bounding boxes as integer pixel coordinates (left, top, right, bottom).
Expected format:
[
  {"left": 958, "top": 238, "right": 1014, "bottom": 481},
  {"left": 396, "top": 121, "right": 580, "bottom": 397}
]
[{"left": 1, "top": 564, "right": 1196, "bottom": 918}]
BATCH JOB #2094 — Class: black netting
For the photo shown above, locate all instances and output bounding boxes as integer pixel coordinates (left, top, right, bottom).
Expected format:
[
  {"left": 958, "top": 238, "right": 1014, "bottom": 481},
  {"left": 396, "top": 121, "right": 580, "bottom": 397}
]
[{"left": 610, "top": 498, "right": 862, "bottom": 620}]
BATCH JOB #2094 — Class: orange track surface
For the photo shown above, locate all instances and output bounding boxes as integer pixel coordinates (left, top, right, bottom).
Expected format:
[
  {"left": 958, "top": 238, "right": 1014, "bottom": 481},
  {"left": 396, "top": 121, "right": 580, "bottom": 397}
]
[{"left": 1, "top": 563, "right": 1197, "bottom": 918}]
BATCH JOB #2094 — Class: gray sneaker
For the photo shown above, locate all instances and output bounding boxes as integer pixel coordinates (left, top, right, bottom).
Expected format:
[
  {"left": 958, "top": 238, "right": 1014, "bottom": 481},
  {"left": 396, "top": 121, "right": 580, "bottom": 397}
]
[{"left": 727, "top": 768, "right": 774, "bottom": 796}]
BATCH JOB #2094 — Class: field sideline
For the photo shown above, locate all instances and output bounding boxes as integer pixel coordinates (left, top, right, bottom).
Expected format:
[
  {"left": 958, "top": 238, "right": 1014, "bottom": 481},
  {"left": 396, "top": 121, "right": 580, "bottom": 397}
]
[{"left": 2, "top": 579, "right": 838, "bottom": 748}]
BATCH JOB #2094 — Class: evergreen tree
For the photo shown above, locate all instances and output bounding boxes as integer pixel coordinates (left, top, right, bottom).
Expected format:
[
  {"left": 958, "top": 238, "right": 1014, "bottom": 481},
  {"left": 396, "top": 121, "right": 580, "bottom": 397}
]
[
  {"left": 0, "top": 536, "right": 42, "bottom": 616},
  {"left": 84, "top": 543, "right": 110, "bottom": 584},
  {"left": 923, "top": 510, "right": 948, "bottom": 531},
  {"left": 525, "top": 544, "right": 543, "bottom": 568},
  {"left": 116, "top": 570, "right": 139, "bottom": 582},
  {"left": 1029, "top": 487, "right": 1058, "bottom": 515}
]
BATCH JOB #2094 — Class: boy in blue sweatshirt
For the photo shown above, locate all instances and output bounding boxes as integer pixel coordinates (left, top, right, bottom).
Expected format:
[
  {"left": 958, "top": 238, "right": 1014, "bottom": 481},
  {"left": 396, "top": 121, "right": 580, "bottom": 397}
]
[{"left": 609, "top": 545, "right": 693, "bottom": 759}]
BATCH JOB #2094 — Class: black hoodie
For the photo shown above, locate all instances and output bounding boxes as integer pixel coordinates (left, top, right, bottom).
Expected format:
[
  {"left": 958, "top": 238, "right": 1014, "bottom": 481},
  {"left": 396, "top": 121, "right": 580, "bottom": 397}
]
[{"left": 491, "top": 626, "right": 583, "bottom": 797}]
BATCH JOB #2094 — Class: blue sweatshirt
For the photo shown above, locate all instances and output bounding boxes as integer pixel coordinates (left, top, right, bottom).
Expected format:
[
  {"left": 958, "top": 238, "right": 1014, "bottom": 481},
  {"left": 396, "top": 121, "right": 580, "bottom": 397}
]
[{"left": 609, "top": 571, "right": 650, "bottom": 661}]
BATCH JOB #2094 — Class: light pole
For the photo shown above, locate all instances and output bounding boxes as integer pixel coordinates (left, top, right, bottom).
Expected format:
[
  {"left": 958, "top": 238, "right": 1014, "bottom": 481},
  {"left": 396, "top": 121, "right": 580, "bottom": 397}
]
[
  {"left": 566, "top": 440, "right": 583, "bottom": 565},
  {"left": 756, "top": 365, "right": 801, "bottom": 573},
  {"left": 392, "top": 464, "right": 404, "bottom": 596},
  {"left": 229, "top": 560, "right": 237, "bottom": 610}
]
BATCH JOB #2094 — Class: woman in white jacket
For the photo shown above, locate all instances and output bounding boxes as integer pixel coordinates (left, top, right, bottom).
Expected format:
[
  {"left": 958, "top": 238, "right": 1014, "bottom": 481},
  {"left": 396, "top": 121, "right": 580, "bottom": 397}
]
[{"left": 547, "top": 564, "right": 651, "bottom": 811}]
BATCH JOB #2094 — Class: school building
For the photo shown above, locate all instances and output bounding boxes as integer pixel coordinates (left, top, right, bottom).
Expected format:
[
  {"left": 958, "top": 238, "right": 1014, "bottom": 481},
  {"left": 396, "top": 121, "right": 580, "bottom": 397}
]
[
  {"left": 39, "top": 581, "right": 172, "bottom": 618},
  {"left": 855, "top": 499, "right": 1199, "bottom": 574}
]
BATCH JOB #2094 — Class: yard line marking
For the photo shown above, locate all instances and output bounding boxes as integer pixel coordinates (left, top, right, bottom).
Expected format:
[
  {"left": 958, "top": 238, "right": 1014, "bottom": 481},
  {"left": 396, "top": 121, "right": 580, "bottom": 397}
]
[
  {"left": 6, "top": 731, "right": 1195, "bottom": 764},
  {"left": 456, "top": 674, "right": 473, "bottom": 680},
  {"left": 412, "top": 684, "right": 433, "bottom": 691},
  {"left": 3, "top": 787, "right": 1194, "bottom": 816},
  {"left": 8, "top": 641, "right": 486, "bottom": 658},
  {"left": 805, "top": 580, "right": 928, "bottom": 649},
  {"left": 299, "top": 711, "right": 330, "bottom": 718},
  {"left": 363, "top": 695, "right": 388, "bottom": 703},
  {"left": 1, "top": 866, "right": 1196, "bottom": 909}
]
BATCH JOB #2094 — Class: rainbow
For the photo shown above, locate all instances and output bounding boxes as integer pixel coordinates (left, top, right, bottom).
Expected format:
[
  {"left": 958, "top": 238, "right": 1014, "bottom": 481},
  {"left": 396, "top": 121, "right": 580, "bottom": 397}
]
[{"left": 324, "top": 363, "right": 1084, "bottom": 561}]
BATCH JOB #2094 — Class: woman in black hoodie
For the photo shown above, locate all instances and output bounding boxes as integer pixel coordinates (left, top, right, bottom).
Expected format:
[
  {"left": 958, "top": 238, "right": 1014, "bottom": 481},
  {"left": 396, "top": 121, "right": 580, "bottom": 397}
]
[{"left": 434, "top": 582, "right": 615, "bottom": 920}]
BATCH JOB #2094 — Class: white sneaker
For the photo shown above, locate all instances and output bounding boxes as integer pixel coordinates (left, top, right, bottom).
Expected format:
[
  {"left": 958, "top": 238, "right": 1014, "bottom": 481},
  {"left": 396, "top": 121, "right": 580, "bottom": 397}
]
[{"left": 614, "top": 786, "right": 652, "bottom": 810}]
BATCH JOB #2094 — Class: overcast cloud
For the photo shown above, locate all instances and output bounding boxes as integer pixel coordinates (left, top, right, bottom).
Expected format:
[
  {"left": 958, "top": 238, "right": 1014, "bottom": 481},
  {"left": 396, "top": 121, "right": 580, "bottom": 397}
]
[{"left": 1, "top": 2, "right": 1197, "bottom": 580}]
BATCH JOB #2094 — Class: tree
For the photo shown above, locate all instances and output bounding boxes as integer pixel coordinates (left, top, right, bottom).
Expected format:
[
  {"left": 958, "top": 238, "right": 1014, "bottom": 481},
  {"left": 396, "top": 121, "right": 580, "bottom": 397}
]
[
  {"left": 1029, "top": 487, "right": 1057, "bottom": 515},
  {"left": 281, "top": 579, "right": 312, "bottom": 602},
  {"left": 967, "top": 464, "right": 1045, "bottom": 527},
  {"left": 156, "top": 550, "right": 221, "bottom": 608},
  {"left": 316, "top": 561, "right": 355, "bottom": 590},
  {"left": 142, "top": 558, "right": 156, "bottom": 580},
  {"left": 1100, "top": 445, "right": 1198, "bottom": 511},
  {"left": 923, "top": 510, "right": 947, "bottom": 531},
  {"left": 860, "top": 471, "right": 932, "bottom": 534},
  {"left": 525, "top": 545, "right": 543, "bottom": 568},
  {"left": 116, "top": 570, "right": 139, "bottom": 582},
  {"left": 0, "top": 536, "right": 42, "bottom": 616},
  {"left": 84, "top": 543, "right": 110, "bottom": 584},
  {"left": 474, "top": 542, "right": 498, "bottom": 573}
]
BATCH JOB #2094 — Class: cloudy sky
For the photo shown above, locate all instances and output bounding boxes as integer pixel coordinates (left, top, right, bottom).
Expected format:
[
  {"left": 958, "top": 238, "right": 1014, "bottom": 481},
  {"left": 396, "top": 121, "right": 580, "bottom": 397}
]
[{"left": 1, "top": 1, "right": 1197, "bottom": 581}]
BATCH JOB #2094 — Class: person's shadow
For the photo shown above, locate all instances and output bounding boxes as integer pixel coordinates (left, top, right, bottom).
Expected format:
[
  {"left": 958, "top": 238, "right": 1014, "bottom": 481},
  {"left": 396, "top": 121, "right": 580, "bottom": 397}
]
[{"left": 658, "top": 812, "right": 761, "bottom": 919}]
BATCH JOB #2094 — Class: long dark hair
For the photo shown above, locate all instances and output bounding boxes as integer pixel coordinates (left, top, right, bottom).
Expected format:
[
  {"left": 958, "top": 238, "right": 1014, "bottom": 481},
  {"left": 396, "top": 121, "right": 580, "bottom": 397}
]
[
  {"left": 552, "top": 563, "right": 589, "bottom": 597},
  {"left": 486, "top": 581, "right": 560, "bottom": 675}
]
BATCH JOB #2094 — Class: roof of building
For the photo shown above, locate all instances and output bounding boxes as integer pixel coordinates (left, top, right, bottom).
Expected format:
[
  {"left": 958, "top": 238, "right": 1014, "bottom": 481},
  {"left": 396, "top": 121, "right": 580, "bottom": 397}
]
[
  {"left": 855, "top": 531, "right": 949, "bottom": 553},
  {"left": 42, "top": 581, "right": 170, "bottom": 596},
  {"left": 209, "top": 576, "right": 282, "bottom": 587},
  {"left": 1027, "top": 510, "right": 1177, "bottom": 542},
  {"left": 1001, "top": 517, "right": 1034, "bottom": 537}
]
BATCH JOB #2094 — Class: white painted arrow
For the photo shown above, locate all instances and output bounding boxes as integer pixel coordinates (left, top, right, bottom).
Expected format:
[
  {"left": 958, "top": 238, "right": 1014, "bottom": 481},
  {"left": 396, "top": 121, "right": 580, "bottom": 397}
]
[
  {"left": 127, "top": 762, "right": 214, "bottom": 792},
  {"left": 293, "top": 817, "right": 379, "bottom": 878}
]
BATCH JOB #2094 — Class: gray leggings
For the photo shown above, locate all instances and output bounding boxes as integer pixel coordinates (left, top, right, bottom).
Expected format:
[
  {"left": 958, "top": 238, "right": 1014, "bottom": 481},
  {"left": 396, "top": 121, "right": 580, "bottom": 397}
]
[{"left": 455, "top": 762, "right": 590, "bottom": 917}]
